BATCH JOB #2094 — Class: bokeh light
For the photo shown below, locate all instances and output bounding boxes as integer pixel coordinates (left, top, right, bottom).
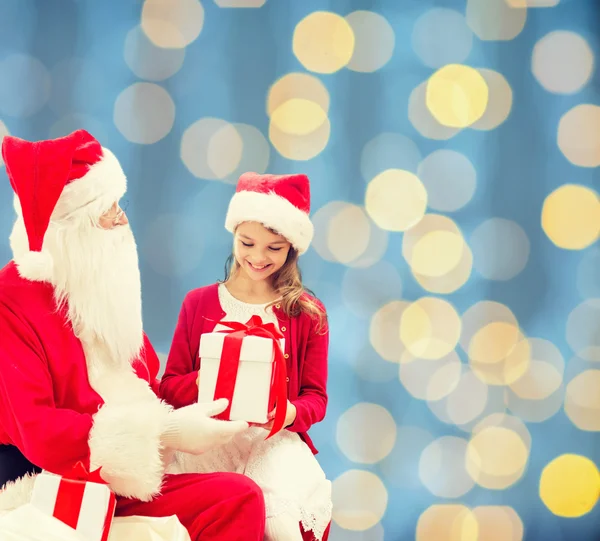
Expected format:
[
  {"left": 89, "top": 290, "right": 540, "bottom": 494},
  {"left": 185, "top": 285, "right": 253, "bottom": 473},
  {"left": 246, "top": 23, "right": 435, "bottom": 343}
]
[
  {"left": 399, "top": 297, "right": 461, "bottom": 359},
  {"left": 419, "top": 436, "right": 475, "bottom": 498},
  {"left": 336, "top": 403, "right": 396, "bottom": 464},
  {"left": 269, "top": 97, "right": 330, "bottom": 160},
  {"left": 470, "top": 218, "right": 530, "bottom": 281},
  {"left": 532, "top": 31, "right": 594, "bottom": 94},
  {"left": 411, "top": 8, "right": 473, "bottom": 69},
  {"left": 312, "top": 201, "right": 388, "bottom": 267},
  {"left": 472, "top": 506, "right": 524, "bottom": 541},
  {"left": 113, "top": 82, "right": 175, "bottom": 144},
  {"left": 416, "top": 505, "right": 478, "bottom": 541},
  {"left": 399, "top": 350, "right": 462, "bottom": 401},
  {"left": 332, "top": 470, "right": 388, "bottom": 531},
  {"left": 345, "top": 11, "right": 395, "bottom": 73},
  {"left": 565, "top": 369, "right": 600, "bottom": 430},
  {"left": 466, "top": 0, "right": 527, "bottom": 41},
  {"left": 267, "top": 73, "right": 330, "bottom": 118},
  {"left": 369, "top": 300, "right": 410, "bottom": 362},
  {"left": 409, "top": 81, "right": 462, "bottom": 140},
  {"left": 365, "top": 169, "right": 428, "bottom": 232},
  {"left": 542, "top": 184, "right": 600, "bottom": 249},
  {"left": 141, "top": 0, "right": 205, "bottom": 49},
  {"left": 124, "top": 25, "right": 185, "bottom": 81},
  {"left": 471, "top": 68, "right": 513, "bottom": 130},
  {"left": 293, "top": 11, "right": 355, "bottom": 74},
  {"left": 566, "top": 299, "right": 600, "bottom": 362},
  {"left": 466, "top": 425, "right": 529, "bottom": 489},
  {"left": 540, "top": 454, "right": 600, "bottom": 517},
  {"left": 0, "top": 53, "right": 50, "bottom": 118},
  {"left": 426, "top": 64, "right": 489, "bottom": 128},
  {"left": 557, "top": 105, "right": 600, "bottom": 167},
  {"left": 361, "top": 133, "right": 422, "bottom": 181},
  {"left": 403, "top": 214, "right": 473, "bottom": 293},
  {"left": 417, "top": 150, "right": 476, "bottom": 212}
]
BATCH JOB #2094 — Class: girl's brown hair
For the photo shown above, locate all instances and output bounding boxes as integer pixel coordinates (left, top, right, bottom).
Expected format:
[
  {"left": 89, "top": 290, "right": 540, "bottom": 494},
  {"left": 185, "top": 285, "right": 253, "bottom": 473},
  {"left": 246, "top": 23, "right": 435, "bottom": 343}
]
[{"left": 222, "top": 247, "right": 327, "bottom": 333}]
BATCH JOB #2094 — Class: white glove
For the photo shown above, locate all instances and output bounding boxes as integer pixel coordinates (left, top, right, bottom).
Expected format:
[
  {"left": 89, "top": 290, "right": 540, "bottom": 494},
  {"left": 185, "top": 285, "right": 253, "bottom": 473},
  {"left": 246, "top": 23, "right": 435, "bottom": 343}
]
[{"left": 160, "top": 399, "right": 248, "bottom": 455}]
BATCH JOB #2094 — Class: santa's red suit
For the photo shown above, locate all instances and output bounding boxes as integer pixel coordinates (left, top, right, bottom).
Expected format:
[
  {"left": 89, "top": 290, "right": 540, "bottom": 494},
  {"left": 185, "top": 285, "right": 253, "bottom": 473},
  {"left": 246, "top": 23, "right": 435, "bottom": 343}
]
[{"left": 0, "top": 130, "right": 265, "bottom": 540}]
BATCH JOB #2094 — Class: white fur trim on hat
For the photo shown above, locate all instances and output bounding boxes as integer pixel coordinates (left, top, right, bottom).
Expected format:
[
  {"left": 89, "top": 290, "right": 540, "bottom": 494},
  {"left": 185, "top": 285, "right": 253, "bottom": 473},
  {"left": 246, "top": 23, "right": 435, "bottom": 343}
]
[
  {"left": 54, "top": 147, "right": 127, "bottom": 219},
  {"left": 225, "top": 190, "right": 314, "bottom": 254}
]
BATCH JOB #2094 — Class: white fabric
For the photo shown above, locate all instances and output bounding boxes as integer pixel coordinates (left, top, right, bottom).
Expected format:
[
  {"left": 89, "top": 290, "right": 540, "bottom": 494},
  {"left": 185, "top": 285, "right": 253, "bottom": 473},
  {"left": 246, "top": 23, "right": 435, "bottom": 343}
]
[
  {"left": 0, "top": 504, "right": 190, "bottom": 541},
  {"left": 171, "top": 284, "right": 332, "bottom": 540},
  {"left": 265, "top": 511, "right": 304, "bottom": 541}
]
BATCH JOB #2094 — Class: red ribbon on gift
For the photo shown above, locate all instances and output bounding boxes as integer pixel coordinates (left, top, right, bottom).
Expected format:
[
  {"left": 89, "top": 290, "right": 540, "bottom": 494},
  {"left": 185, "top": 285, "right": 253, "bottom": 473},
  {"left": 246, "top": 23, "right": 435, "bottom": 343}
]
[
  {"left": 214, "top": 315, "right": 288, "bottom": 439},
  {"left": 53, "top": 461, "right": 116, "bottom": 541}
]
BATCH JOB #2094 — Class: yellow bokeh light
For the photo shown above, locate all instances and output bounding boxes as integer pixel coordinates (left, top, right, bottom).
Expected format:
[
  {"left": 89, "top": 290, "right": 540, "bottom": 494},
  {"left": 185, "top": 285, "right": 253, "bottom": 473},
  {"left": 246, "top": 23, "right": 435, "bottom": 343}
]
[
  {"left": 267, "top": 73, "right": 330, "bottom": 118},
  {"left": 270, "top": 98, "right": 328, "bottom": 136},
  {"left": 409, "top": 81, "right": 462, "bottom": 140},
  {"left": 327, "top": 204, "right": 371, "bottom": 264},
  {"left": 411, "top": 230, "right": 465, "bottom": 277},
  {"left": 470, "top": 333, "right": 531, "bottom": 386},
  {"left": 399, "top": 297, "right": 462, "bottom": 360},
  {"left": 426, "top": 64, "right": 489, "bottom": 128},
  {"left": 472, "top": 506, "right": 523, "bottom": 541},
  {"left": 332, "top": 469, "right": 388, "bottom": 530},
  {"left": 403, "top": 214, "right": 473, "bottom": 294},
  {"left": 416, "top": 505, "right": 478, "bottom": 541},
  {"left": 557, "top": 104, "right": 600, "bottom": 167},
  {"left": 369, "top": 300, "right": 410, "bottom": 362},
  {"left": 292, "top": 11, "right": 355, "bottom": 74},
  {"left": 540, "top": 454, "right": 600, "bottom": 518},
  {"left": 269, "top": 115, "right": 330, "bottom": 161},
  {"left": 541, "top": 184, "right": 600, "bottom": 250},
  {"left": 469, "top": 321, "right": 520, "bottom": 364},
  {"left": 365, "top": 169, "right": 428, "bottom": 232},
  {"left": 467, "top": 427, "right": 529, "bottom": 489}
]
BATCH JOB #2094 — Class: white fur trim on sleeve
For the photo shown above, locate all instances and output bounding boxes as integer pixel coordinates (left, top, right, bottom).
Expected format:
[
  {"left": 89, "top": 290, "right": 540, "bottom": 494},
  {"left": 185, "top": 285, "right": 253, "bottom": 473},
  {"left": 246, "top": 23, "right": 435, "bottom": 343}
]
[
  {"left": 0, "top": 472, "right": 38, "bottom": 512},
  {"left": 225, "top": 190, "right": 314, "bottom": 254},
  {"left": 88, "top": 399, "right": 172, "bottom": 502}
]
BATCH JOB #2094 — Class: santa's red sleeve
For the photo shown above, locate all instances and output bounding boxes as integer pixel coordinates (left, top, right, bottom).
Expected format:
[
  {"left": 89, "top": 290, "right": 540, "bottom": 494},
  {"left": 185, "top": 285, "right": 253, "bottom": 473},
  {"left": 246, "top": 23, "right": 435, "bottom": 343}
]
[
  {"left": 0, "top": 302, "right": 170, "bottom": 502},
  {"left": 159, "top": 295, "right": 200, "bottom": 408}
]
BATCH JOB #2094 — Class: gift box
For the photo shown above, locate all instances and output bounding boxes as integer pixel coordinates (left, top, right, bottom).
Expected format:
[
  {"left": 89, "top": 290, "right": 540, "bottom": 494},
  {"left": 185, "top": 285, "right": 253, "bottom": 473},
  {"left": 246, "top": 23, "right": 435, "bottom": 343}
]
[
  {"left": 30, "top": 462, "right": 116, "bottom": 541},
  {"left": 198, "top": 316, "right": 288, "bottom": 437}
]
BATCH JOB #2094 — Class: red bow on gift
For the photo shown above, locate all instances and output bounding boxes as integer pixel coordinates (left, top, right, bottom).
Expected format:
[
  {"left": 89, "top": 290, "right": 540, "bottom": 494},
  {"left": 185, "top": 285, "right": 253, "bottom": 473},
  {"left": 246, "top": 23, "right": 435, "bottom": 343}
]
[{"left": 214, "top": 315, "right": 288, "bottom": 439}]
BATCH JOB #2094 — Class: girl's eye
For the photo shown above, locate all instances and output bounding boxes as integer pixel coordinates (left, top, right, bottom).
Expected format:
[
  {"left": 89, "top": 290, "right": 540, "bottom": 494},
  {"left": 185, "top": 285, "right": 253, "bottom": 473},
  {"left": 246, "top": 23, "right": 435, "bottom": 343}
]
[
  {"left": 241, "top": 241, "right": 253, "bottom": 247},
  {"left": 269, "top": 247, "right": 282, "bottom": 252}
]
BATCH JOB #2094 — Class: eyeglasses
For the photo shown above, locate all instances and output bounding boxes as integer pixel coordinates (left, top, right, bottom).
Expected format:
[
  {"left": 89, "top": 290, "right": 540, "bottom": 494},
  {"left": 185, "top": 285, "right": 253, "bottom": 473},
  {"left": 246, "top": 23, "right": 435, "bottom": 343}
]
[{"left": 101, "top": 199, "right": 129, "bottom": 226}]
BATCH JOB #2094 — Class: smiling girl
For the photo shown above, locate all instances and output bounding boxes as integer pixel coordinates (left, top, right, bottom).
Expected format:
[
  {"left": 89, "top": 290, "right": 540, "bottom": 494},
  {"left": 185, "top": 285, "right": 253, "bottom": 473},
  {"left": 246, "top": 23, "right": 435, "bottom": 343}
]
[{"left": 160, "top": 173, "right": 332, "bottom": 541}]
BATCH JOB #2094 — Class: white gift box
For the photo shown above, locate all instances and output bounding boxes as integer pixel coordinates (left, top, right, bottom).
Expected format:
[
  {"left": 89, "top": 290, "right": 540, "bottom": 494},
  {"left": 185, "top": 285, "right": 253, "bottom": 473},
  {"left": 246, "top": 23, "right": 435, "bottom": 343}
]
[
  {"left": 30, "top": 470, "right": 115, "bottom": 541},
  {"left": 198, "top": 331, "right": 285, "bottom": 424}
]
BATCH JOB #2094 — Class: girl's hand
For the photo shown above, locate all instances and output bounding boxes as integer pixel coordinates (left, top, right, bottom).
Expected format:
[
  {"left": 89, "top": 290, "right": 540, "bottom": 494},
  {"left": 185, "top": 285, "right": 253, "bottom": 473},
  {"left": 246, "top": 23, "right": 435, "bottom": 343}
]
[
  {"left": 251, "top": 400, "right": 296, "bottom": 431},
  {"left": 196, "top": 371, "right": 200, "bottom": 386}
]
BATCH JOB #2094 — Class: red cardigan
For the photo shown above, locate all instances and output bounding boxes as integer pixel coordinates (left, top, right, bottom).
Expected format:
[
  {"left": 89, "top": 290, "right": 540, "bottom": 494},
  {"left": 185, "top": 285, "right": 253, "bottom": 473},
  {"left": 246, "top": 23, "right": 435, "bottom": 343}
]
[{"left": 159, "top": 283, "right": 329, "bottom": 454}]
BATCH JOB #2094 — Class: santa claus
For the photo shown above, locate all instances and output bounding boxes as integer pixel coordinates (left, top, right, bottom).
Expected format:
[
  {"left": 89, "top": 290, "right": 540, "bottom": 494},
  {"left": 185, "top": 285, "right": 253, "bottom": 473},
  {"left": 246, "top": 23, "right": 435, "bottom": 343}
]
[{"left": 0, "top": 129, "right": 265, "bottom": 540}]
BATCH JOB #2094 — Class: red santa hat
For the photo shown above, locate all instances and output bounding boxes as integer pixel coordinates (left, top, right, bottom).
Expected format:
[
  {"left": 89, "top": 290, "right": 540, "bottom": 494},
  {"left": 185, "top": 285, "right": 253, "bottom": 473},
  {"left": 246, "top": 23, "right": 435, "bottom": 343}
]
[
  {"left": 2, "top": 129, "right": 127, "bottom": 280},
  {"left": 225, "top": 172, "right": 314, "bottom": 254}
]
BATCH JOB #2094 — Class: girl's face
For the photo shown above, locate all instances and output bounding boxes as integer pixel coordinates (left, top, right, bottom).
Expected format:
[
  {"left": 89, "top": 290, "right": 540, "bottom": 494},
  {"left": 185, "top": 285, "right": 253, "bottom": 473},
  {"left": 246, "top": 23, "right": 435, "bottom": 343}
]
[{"left": 233, "top": 221, "right": 291, "bottom": 282}]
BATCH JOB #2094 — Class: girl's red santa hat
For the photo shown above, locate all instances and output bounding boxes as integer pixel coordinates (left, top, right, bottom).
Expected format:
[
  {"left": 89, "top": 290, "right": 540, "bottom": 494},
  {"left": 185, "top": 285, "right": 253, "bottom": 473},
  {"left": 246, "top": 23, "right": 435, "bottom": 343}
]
[
  {"left": 225, "top": 172, "right": 314, "bottom": 254},
  {"left": 2, "top": 129, "right": 127, "bottom": 281}
]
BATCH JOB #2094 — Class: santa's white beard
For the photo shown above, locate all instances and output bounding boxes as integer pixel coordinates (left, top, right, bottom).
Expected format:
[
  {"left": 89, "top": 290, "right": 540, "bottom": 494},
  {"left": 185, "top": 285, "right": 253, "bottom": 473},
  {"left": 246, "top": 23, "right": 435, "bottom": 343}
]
[{"left": 12, "top": 217, "right": 144, "bottom": 370}]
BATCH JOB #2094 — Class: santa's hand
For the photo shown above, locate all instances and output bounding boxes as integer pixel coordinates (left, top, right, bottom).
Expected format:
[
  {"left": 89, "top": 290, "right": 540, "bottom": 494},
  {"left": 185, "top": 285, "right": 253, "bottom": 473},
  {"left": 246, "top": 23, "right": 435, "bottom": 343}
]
[{"left": 160, "top": 399, "right": 248, "bottom": 455}]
